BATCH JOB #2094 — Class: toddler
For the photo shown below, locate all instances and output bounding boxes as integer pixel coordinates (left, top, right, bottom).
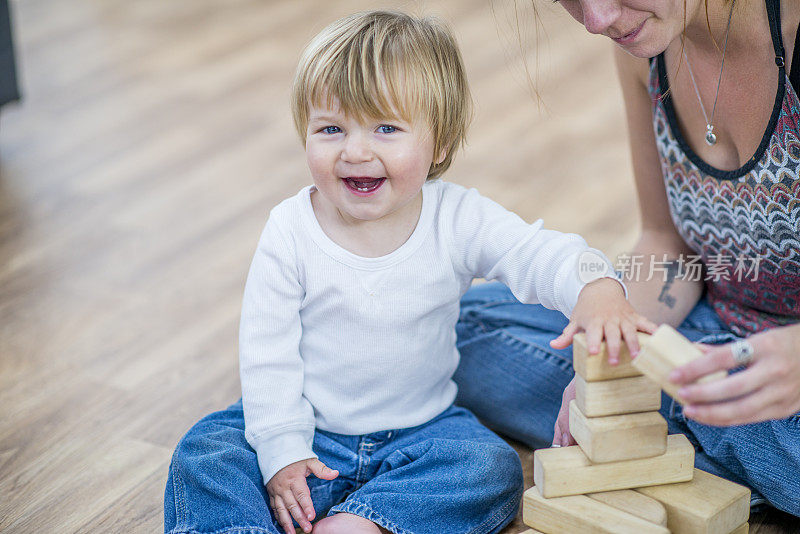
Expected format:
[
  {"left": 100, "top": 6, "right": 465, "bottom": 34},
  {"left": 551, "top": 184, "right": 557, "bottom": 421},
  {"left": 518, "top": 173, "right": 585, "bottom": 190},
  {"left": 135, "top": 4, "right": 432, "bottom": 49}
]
[{"left": 166, "top": 10, "right": 655, "bottom": 534}]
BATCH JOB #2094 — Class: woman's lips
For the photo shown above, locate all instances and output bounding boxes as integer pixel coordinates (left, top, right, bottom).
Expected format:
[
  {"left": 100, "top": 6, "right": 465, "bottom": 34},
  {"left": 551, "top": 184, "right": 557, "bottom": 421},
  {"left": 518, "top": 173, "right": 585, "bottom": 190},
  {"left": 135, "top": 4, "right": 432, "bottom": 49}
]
[{"left": 611, "top": 20, "right": 645, "bottom": 45}]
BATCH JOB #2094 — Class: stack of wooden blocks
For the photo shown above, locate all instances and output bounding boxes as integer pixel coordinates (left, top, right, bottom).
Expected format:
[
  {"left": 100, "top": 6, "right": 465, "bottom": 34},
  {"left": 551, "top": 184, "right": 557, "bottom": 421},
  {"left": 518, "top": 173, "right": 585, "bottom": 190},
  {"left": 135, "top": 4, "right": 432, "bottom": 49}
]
[{"left": 521, "top": 325, "right": 751, "bottom": 534}]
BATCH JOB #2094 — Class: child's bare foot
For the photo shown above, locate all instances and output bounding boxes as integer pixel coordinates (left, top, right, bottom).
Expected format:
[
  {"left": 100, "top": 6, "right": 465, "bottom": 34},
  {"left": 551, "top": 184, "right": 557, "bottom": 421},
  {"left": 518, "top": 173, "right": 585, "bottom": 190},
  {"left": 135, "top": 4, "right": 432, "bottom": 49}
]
[{"left": 312, "top": 512, "right": 388, "bottom": 534}]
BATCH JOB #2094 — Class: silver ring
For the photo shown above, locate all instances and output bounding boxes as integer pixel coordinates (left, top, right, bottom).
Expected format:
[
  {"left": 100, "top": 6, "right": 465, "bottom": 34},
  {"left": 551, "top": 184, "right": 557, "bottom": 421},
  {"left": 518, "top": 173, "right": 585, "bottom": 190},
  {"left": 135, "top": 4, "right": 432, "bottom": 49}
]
[{"left": 730, "top": 340, "right": 755, "bottom": 366}]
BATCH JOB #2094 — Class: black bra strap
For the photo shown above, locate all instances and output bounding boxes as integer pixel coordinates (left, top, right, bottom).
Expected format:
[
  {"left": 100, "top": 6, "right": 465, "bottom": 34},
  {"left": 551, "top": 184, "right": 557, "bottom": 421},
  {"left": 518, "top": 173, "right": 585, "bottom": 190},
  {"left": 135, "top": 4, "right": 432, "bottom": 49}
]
[
  {"left": 791, "top": 21, "right": 800, "bottom": 91},
  {"left": 766, "top": 0, "right": 787, "bottom": 69}
]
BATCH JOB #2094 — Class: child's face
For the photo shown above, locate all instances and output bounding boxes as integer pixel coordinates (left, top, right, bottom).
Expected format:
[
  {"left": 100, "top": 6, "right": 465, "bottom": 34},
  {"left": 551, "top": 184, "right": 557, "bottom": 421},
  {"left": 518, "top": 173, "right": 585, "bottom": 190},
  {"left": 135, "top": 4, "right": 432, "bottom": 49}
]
[{"left": 305, "top": 99, "right": 441, "bottom": 225}]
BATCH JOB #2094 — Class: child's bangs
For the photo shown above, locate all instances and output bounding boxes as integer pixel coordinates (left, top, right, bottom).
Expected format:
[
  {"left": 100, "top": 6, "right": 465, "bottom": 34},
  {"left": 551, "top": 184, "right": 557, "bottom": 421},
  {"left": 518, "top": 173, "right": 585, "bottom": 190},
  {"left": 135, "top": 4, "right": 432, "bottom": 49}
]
[{"left": 306, "top": 25, "right": 432, "bottom": 126}]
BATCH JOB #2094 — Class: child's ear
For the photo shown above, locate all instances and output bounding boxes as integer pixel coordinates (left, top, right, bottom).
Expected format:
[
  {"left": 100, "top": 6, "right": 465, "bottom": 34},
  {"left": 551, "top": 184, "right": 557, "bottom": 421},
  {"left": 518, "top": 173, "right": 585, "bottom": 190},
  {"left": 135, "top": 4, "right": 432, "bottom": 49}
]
[{"left": 434, "top": 149, "right": 447, "bottom": 166}]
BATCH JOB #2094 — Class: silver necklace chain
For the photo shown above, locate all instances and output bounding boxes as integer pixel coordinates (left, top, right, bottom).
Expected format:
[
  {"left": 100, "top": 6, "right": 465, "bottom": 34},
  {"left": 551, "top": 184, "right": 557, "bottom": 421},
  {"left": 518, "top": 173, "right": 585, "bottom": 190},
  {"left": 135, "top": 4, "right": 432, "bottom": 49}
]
[{"left": 681, "top": 0, "right": 737, "bottom": 146}]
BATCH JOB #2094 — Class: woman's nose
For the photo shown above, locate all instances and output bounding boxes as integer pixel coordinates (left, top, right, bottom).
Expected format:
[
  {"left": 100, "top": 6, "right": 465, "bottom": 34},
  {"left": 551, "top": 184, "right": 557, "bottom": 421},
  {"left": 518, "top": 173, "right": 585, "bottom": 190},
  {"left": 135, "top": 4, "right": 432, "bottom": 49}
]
[
  {"left": 341, "top": 132, "right": 373, "bottom": 163},
  {"left": 581, "top": 0, "right": 622, "bottom": 35}
]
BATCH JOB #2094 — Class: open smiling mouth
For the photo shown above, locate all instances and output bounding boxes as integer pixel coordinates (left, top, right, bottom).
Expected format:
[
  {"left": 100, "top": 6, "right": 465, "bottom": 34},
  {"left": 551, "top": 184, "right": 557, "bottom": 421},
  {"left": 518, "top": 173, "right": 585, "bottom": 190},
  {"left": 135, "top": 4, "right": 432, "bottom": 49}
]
[{"left": 343, "top": 177, "right": 386, "bottom": 195}]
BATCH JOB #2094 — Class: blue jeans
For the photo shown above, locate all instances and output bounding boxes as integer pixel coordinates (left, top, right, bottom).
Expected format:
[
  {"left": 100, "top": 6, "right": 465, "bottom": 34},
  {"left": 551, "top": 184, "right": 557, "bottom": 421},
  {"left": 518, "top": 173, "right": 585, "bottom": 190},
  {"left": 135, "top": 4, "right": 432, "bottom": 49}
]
[
  {"left": 165, "top": 403, "right": 522, "bottom": 534},
  {"left": 454, "top": 282, "right": 800, "bottom": 517}
]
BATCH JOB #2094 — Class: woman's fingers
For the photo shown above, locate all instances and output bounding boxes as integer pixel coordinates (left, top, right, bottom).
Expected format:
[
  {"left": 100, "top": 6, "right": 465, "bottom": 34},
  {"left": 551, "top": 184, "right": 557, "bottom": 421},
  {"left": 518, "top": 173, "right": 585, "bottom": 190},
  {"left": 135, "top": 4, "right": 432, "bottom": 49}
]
[
  {"left": 669, "top": 344, "right": 741, "bottom": 385},
  {"left": 553, "top": 378, "right": 577, "bottom": 447},
  {"left": 553, "top": 416, "right": 574, "bottom": 447},
  {"left": 552, "top": 401, "right": 568, "bottom": 446},
  {"left": 677, "top": 364, "right": 768, "bottom": 404},
  {"left": 552, "top": 423, "right": 563, "bottom": 446},
  {"left": 672, "top": 328, "right": 800, "bottom": 424},
  {"left": 560, "top": 421, "right": 576, "bottom": 446},
  {"left": 683, "top": 385, "right": 781, "bottom": 426}
]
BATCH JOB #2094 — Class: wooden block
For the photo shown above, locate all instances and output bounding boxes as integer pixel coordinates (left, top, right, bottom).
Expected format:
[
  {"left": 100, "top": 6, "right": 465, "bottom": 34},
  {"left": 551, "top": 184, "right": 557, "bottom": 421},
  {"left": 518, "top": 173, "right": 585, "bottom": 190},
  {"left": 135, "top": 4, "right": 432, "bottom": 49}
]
[
  {"left": 730, "top": 523, "right": 748, "bottom": 534},
  {"left": 573, "top": 332, "right": 649, "bottom": 381},
  {"left": 575, "top": 375, "right": 662, "bottom": 417},
  {"left": 569, "top": 400, "right": 667, "bottom": 463},
  {"left": 634, "top": 325, "right": 727, "bottom": 401},
  {"left": 523, "top": 485, "right": 669, "bottom": 534},
  {"left": 635, "top": 468, "right": 751, "bottom": 534},
  {"left": 533, "top": 433, "right": 694, "bottom": 498},
  {"left": 587, "top": 489, "right": 668, "bottom": 526}
]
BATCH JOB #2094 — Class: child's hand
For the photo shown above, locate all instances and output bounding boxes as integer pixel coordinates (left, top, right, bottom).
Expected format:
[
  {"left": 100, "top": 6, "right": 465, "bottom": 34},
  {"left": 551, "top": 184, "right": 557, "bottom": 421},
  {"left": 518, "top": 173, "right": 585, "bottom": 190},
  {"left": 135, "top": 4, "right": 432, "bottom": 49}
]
[
  {"left": 266, "top": 458, "right": 339, "bottom": 534},
  {"left": 550, "top": 279, "right": 656, "bottom": 448},
  {"left": 552, "top": 376, "right": 578, "bottom": 447},
  {"left": 550, "top": 278, "right": 657, "bottom": 364}
]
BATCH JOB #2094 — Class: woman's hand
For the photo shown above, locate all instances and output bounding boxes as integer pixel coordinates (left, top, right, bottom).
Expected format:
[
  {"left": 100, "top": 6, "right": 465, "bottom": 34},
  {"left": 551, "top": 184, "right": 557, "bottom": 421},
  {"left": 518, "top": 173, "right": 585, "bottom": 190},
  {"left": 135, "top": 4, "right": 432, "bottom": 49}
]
[
  {"left": 551, "top": 278, "right": 658, "bottom": 364},
  {"left": 552, "top": 376, "right": 577, "bottom": 447},
  {"left": 266, "top": 458, "right": 339, "bottom": 534},
  {"left": 670, "top": 324, "right": 800, "bottom": 426}
]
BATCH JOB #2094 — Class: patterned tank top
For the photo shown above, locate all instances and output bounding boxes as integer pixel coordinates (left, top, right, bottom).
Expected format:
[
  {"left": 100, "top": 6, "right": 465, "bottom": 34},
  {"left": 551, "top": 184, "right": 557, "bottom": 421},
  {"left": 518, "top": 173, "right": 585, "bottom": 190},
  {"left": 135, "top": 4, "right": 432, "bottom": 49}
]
[{"left": 648, "top": 0, "right": 800, "bottom": 336}]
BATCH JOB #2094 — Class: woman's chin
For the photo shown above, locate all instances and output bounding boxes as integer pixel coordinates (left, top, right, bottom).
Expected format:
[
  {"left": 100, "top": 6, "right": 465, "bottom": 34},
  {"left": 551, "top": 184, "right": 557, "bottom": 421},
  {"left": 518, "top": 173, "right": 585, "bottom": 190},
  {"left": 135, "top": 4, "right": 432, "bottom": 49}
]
[
  {"left": 613, "top": 37, "right": 669, "bottom": 59},
  {"left": 615, "top": 42, "right": 657, "bottom": 58}
]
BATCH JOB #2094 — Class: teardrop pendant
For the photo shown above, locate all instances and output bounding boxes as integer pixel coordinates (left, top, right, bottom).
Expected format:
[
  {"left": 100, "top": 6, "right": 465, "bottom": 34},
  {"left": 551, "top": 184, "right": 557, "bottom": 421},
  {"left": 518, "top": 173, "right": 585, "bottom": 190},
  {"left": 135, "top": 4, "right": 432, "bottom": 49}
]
[{"left": 705, "top": 126, "right": 717, "bottom": 146}]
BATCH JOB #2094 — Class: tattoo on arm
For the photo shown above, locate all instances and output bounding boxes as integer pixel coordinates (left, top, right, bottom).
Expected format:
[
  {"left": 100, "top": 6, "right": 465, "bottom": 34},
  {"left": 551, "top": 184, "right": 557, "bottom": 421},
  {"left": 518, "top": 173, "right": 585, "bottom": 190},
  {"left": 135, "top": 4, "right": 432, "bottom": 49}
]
[{"left": 657, "top": 262, "right": 682, "bottom": 309}]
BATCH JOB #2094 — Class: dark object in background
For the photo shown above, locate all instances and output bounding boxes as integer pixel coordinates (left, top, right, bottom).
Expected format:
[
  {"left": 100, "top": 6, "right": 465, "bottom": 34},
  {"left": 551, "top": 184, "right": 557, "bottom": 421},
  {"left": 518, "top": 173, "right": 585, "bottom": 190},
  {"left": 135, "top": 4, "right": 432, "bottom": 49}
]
[{"left": 0, "top": 0, "right": 20, "bottom": 108}]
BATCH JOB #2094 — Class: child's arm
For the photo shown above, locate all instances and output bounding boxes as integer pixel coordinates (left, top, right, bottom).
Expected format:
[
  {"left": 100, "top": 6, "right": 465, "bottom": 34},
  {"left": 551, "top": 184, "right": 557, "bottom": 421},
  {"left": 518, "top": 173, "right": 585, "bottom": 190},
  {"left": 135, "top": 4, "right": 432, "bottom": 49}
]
[
  {"left": 239, "top": 214, "right": 334, "bottom": 532},
  {"left": 445, "top": 185, "right": 657, "bottom": 446},
  {"left": 446, "top": 185, "right": 633, "bottom": 323}
]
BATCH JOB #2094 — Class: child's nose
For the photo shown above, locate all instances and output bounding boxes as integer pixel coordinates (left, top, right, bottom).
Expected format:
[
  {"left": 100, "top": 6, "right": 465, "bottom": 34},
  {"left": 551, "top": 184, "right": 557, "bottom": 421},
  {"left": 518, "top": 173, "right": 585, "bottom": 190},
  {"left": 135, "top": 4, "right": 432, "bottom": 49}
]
[{"left": 341, "top": 132, "right": 373, "bottom": 163}]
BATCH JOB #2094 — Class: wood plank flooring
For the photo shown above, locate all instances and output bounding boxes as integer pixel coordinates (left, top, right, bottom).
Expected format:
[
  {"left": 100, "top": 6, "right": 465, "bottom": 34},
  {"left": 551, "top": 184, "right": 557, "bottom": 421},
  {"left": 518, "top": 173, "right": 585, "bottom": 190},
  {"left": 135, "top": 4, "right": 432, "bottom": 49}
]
[{"left": 0, "top": 0, "right": 797, "bottom": 532}]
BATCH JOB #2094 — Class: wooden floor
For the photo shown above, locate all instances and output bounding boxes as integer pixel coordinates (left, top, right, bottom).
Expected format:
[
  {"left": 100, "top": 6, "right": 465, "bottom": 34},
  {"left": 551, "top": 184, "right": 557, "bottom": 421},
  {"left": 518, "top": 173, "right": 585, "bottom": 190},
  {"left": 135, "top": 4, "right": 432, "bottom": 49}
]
[{"left": 0, "top": 0, "right": 797, "bottom": 532}]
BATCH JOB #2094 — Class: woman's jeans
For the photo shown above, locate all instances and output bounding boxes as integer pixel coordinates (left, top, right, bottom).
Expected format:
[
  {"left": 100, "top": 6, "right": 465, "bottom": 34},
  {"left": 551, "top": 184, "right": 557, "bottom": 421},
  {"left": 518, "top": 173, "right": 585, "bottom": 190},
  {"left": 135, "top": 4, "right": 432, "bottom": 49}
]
[{"left": 455, "top": 283, "right": 800, "bottom": 516}]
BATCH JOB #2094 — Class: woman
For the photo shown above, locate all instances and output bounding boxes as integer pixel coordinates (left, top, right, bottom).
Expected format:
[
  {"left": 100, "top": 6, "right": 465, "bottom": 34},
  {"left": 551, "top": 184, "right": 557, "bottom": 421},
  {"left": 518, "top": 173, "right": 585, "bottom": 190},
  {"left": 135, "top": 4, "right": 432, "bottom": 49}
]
[{"left": 455, "top": 0, "right": 800, "bottom": 516}]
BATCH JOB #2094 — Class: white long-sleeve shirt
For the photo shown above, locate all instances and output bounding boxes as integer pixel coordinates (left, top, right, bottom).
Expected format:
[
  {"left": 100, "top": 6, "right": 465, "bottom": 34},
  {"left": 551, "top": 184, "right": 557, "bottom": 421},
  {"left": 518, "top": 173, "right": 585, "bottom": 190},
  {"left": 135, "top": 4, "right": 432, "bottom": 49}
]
[{"left": 239, "top": 179, "right": 618, "bottom": 484}]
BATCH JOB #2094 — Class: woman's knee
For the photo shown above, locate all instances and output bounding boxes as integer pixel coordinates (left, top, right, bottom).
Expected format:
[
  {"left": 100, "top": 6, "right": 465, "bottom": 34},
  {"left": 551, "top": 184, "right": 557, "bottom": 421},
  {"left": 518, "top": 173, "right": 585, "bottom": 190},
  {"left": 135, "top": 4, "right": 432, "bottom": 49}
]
[
  {"left": 460, "top": 282, "right": 516, "bottom": 309},
  {"left": 458, "top": 285, "right": 569, "bottom": 344}
]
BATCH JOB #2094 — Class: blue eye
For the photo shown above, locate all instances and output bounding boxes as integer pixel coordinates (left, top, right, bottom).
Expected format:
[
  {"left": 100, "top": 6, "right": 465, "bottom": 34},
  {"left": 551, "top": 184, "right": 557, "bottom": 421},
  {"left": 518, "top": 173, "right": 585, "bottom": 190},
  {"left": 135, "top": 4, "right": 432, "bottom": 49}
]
[
  {"left": 322, "top": 126, "right": 341, "bottom": 134},
  {"left": 378, "top": 125, "right": 396, "bottom": 134}
]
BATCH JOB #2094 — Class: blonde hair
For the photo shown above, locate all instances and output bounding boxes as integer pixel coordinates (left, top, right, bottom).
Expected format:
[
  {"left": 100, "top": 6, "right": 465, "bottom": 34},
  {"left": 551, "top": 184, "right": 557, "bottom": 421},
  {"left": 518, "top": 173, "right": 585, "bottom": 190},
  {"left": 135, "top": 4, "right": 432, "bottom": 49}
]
[{"left": 291, "top": 10, "right": 472, "bottom": 180}]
